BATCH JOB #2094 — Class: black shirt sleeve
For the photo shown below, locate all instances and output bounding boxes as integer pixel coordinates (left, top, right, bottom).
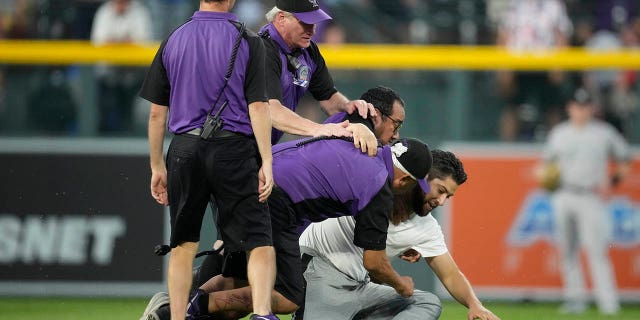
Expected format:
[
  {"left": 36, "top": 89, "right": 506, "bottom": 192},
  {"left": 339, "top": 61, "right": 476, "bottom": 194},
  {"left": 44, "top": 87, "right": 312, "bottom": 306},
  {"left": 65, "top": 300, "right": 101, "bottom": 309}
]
[
  {"left": 263, "top": 38, "right": 284, "bottom": 101},
  {"left": 244, "top": 30, "right": 268, "bottom": 104},
  {"left": 353, "top": 181, "right": 393, "bottom": 251},
  {"left": 139, "top": 39, "right": 171, "bottom": 106},
  {"left": 306, "top": 41, "right": 338, "bottom": 101}
]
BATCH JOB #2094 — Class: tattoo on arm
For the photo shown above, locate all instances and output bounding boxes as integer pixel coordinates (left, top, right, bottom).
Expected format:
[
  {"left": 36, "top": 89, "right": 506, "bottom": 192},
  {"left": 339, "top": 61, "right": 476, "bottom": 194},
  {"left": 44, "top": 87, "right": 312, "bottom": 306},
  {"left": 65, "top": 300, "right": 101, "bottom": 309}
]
[{"left": 212, "top": 293, "right": 252, "bottom": 311}]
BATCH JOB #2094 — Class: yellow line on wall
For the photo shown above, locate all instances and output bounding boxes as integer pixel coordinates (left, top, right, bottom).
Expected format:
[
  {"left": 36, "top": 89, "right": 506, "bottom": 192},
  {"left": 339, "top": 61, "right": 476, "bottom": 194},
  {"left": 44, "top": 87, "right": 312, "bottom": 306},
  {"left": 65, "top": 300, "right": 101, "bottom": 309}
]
[{"left": 0, "top": 40, "right": 638, "bottom": 70}]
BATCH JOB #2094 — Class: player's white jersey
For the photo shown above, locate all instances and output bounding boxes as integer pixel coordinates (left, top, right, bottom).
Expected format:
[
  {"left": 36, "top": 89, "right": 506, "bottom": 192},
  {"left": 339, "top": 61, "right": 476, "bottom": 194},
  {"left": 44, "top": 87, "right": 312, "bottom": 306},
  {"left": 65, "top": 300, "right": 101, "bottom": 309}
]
[
  {"left": 299, "top": 214, "right": 447, "bottom": 282},
  {"left": 544, "top": 120, "right": 630, "bottom": 189}
]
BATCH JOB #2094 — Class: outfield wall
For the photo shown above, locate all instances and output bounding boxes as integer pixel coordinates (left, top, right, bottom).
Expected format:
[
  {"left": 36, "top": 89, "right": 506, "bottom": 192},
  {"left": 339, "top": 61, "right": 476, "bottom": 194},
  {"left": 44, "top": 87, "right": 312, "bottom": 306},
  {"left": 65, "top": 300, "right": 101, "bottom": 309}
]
[
  {"left": 1, "top": 139, "right": 639, "bottom": 301},
  {"left": 0, "top": 138, "right": 169, "bottom": 297},
  {"left": 438, "top": 143, "right": 640, "bottom": 302}
]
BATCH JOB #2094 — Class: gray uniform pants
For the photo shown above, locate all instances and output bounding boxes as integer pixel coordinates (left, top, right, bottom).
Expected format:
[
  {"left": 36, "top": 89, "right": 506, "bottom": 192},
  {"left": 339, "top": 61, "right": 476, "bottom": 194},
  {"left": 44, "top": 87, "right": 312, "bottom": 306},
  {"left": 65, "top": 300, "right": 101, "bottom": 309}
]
[
  {"left": 552, "top": 190, "right": 619, "bottom": 314},
  {"left": 303, "top": 256, "right": 442, "bottom": 320}
]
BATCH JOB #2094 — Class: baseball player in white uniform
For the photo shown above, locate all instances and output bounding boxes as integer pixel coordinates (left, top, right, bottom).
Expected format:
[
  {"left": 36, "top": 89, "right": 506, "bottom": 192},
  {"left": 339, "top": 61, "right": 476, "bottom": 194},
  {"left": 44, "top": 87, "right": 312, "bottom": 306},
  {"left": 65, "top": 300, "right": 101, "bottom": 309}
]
[
  {"left": 298, "top": 150, "right": 500, "bottom": 320},
  {"left": 541, "top": 88, "right": 631, "bottom": 315}
]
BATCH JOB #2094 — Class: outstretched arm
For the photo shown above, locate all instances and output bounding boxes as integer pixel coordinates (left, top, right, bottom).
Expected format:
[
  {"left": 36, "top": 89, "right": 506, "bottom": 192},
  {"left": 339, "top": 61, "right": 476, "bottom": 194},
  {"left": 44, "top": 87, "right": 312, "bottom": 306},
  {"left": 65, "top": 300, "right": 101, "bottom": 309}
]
[
  {"left": 427, "top": 253, "right": 500, "bottom": 320},
  {"left": 268, "top": 99, "right": 352, "bottom": 138}
]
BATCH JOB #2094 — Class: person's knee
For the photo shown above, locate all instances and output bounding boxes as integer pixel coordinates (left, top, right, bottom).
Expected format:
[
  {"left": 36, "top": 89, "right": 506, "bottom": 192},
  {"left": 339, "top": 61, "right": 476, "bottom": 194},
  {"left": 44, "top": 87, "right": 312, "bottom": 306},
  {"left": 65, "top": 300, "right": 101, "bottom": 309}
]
[
  {"left": 412, "top": 291, "right": 442, "bottom": 316},
  {"left": 277, "top": 303, "right": 299, "bottom": 315},
  {"left": 278, "top": 300, "right": 299, "bottom": 314},
  {"left": 273, "top": 292, "right": 299, "bottom": 314}
]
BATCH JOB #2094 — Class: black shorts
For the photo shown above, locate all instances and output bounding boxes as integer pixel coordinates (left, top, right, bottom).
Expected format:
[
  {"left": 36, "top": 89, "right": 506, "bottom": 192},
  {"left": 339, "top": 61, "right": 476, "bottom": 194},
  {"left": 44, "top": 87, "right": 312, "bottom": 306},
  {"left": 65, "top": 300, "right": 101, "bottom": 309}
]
[
  {"left": 215, "top": 188, "right": 305, "bottom": 306},
  {"left": 268, "top": 187, "right": 305, "bottom": 306},
  {"left": 166, "top": 133, "right": 272, "bottom": 252}
]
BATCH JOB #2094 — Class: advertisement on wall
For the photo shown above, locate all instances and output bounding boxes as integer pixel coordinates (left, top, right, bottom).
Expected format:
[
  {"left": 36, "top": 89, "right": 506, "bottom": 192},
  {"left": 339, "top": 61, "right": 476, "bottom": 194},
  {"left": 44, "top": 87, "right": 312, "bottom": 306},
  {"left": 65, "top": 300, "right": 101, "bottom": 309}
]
[
  {"left": 0, "top": 139, "right": 166, "bottom": 296},
  {"left": 440, "top": 144, "right": 640, "bottom": 301}
]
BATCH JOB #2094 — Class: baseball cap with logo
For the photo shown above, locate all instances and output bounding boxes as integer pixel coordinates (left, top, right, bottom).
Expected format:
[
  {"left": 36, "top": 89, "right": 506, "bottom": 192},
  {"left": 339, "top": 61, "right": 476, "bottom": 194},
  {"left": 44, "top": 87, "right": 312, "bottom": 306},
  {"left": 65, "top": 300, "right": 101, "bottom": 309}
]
[
  {"left": 276, "top": 0, "right": 332, "bottom": 24},
  {"left": 390, "top": 138, "right": 433, "bottom": 194},
  {"left": 571, "top": 87, "right": 593, "bottom": 106}
]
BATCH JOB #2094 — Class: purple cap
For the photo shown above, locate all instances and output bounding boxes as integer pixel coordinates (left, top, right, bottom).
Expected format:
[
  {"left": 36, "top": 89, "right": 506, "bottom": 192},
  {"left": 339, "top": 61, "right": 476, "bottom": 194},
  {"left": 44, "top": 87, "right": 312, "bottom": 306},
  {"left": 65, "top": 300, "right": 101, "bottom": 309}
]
[
  {"left": 276, "top": 0, "right": 332, "bottom": 24},
  {"left": 417, "top": 179, "right": 431, "bottom": 194}
]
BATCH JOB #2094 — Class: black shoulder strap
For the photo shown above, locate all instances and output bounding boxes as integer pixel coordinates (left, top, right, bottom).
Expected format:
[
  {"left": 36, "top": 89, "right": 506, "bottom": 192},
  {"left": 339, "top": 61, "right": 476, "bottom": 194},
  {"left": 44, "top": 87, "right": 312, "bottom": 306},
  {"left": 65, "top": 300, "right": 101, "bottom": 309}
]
[
  {"left": 258, "top": 28, "right": 270, "bottom": 39},
  {"left": 206, "top": 21, "right": 246, "bottom": 117}
]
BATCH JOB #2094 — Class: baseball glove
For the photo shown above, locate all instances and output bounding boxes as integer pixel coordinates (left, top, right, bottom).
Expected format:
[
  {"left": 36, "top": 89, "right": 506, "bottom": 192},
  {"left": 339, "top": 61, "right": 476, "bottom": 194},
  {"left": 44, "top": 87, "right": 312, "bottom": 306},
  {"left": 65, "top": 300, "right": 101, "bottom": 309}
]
[{"left": 540, "top": 163, "right": 561, "bottom": 192}]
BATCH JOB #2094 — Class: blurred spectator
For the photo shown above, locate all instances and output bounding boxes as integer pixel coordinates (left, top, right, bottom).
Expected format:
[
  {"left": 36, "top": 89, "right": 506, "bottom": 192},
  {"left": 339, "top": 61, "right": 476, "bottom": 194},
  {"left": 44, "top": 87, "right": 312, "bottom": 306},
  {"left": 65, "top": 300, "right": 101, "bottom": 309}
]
[
  {"left": 26, "top": 68, "right": 78, "bottom": 134},
  {"left": 0, "top": 70, "right": 5, "bottom": 115},
  {"left": 0, "top": 0, "right": 37, "bottom": 134},
  {"left": 370, "top": 0, "right": 414, "bottom": 43},
  {"left": 0, "top": 0, "right": 36, "bottom": 38},
  {"left": 496, "top": 0, "right": 573, "bottom": 141},
  {"left": 148, "top": 0, "right": 196, "bottom": 39},
  {"left": 69, "top": 0, "right": 104, "bottom": 39},
  {"left": 90, "top": 0, "right": 153, "bottom": 134},
  {"left": 322, "top": 0, "right": 413, "bottom": 43},
  {"left": 574, "top": 16, "right": 639, "bottom": 138},
  {"left": 594, "top": 0, "right": 638, "bottom": 32},
  {"left": 34, "top": 0, "right": 78, "bottom": 39},
  {"left": 231, "top": 0, "right": 266, "bottom": 32},
  {"left": 319, "top": 20, "right": 346, "bottom": 44},
  {"left": 604, "top": 23, "right": 639, "bottom": 137},
  {"left": 486, "top": 0, "right": 510, "bottom": 30}
]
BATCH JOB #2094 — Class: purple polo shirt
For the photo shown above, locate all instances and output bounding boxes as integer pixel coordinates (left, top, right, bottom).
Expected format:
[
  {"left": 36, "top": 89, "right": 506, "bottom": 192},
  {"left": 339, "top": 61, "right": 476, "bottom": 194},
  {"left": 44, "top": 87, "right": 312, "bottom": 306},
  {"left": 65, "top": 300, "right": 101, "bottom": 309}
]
[
  {"left": 272, "top": 138, "right": 393, "bottom": 219},
  {"left": 271, "top": 137, "right": 393, "bottom": 249},
  {"left": 260, "top": 23, "right": 337, "bottom": 144},
  {"left": 140, "top": 11, "right": 267, "bottom": 135}
]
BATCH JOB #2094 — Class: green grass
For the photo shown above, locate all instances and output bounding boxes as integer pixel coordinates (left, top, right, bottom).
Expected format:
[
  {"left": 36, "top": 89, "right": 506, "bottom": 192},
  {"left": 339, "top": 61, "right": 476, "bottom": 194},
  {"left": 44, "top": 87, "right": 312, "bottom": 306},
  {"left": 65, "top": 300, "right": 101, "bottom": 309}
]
[{"left": 1, "top": 297, "right": 639, "bottom": 319}]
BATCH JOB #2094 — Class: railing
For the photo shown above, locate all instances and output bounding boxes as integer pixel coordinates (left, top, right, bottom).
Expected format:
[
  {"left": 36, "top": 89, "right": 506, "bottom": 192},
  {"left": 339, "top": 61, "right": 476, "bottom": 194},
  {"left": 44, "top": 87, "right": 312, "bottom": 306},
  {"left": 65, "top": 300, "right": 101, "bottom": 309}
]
[
  {"left": 0, "top": 40, "right": 638, "bottom": 143},
  {"left": 1, "top": 40, "right": 638, "bottom": 70}
]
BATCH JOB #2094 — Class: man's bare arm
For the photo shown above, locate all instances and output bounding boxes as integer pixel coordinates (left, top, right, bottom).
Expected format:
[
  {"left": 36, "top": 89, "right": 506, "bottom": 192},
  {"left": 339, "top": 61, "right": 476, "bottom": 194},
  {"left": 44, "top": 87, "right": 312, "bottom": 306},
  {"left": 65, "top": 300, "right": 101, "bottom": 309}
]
[
  {"left": 427, "top": 253, "right": 500, "bottom": 320},
  {"left": 363, "top": 249, "right": 414, "bottom": 297}
]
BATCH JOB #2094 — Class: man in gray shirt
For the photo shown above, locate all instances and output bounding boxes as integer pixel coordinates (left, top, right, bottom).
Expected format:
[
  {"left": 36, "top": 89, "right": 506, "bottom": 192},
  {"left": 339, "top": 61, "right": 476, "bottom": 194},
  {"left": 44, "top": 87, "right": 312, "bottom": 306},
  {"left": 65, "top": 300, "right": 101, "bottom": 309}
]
[{"left": 539, "top": 88, "right": 631, "bottom": 315}]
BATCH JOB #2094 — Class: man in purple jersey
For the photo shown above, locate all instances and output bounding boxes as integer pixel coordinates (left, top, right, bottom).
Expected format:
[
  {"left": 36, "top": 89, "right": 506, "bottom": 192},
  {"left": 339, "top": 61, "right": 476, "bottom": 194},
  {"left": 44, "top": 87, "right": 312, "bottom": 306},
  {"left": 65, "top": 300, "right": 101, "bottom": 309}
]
[
  {"left": 260, "top": 0, "right": 379, "bottom": 154},
  {"left": 174, "top": 137, "right": 433, "bottom": 320},
  {"left": 139, "top": 1, "right": 276, "bottom": 319}
]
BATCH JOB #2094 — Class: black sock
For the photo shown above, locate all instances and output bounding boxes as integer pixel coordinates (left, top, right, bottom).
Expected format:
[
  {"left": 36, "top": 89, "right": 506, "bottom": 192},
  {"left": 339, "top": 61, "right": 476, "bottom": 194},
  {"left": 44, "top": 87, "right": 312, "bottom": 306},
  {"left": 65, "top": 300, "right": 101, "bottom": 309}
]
[{"left": 198, "top": 292, "right": 209, "bottom": 314}]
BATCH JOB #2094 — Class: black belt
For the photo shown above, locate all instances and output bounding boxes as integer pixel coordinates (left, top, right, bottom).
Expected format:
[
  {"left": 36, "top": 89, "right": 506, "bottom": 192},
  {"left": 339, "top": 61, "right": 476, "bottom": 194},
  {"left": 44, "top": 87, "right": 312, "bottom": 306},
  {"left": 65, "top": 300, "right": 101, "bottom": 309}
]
[{"left": 184, "top": 128, "right": 238, "bottom": 139}]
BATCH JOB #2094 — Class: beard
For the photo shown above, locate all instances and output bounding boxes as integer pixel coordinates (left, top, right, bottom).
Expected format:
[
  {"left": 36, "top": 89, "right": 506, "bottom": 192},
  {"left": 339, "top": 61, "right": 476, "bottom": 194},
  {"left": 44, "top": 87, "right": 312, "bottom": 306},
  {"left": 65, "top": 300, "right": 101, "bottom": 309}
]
[
  {"left": 391, "top": 186, "right": 429, "bottom": 224},
  {"left": 410, "top": 186, "right": 430, "bottom": 217}
]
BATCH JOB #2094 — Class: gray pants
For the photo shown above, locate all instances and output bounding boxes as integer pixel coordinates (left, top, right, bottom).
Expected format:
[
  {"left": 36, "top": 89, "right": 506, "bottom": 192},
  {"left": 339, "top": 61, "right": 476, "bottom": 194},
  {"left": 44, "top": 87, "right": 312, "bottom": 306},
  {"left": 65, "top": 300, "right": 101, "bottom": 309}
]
[
  {"left": 552, "top": 190, "right": 619, "bottom": 314},
  {"left": 303, "top": 256, "right": 442, "bottom": 320}
]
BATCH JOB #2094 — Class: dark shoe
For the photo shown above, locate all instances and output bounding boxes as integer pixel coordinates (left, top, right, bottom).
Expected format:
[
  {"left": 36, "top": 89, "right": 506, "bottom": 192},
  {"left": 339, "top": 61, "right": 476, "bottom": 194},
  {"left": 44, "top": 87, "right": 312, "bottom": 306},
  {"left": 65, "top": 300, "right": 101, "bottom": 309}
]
[{"left": 186, "top": 289, "right": 208, "bottom": 320}]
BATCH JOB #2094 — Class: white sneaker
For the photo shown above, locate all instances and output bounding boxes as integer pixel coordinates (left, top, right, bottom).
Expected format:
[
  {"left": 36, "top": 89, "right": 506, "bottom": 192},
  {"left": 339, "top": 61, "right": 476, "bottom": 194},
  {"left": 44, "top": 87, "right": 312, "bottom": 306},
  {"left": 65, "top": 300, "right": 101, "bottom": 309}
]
[
  {"left": 599, "top": 305, "right": 620, "bottom": 316},
  {"left": 559, "top": 302, "right": 587, "bottom": 314},
  {"left": 140, "top": 292, "right": 170, "bottom": 320}
]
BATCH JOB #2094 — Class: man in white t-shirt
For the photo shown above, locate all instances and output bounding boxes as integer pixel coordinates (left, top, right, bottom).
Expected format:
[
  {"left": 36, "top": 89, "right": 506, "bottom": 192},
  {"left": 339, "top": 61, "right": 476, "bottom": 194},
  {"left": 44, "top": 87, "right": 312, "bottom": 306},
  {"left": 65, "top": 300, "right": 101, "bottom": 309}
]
[
  {"left": 91, "top": 0, "right": 153, "bottom": 133},
  {"left": 297, "top": 149, "right": 500, "bottom": 320}
]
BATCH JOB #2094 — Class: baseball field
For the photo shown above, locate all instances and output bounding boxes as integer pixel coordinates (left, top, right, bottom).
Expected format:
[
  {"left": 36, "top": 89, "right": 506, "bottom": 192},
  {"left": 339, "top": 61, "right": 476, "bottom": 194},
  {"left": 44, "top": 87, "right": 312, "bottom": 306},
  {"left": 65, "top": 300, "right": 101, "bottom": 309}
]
[{"left": 2, "top": 297, "right": 640, "bottom": 319}]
